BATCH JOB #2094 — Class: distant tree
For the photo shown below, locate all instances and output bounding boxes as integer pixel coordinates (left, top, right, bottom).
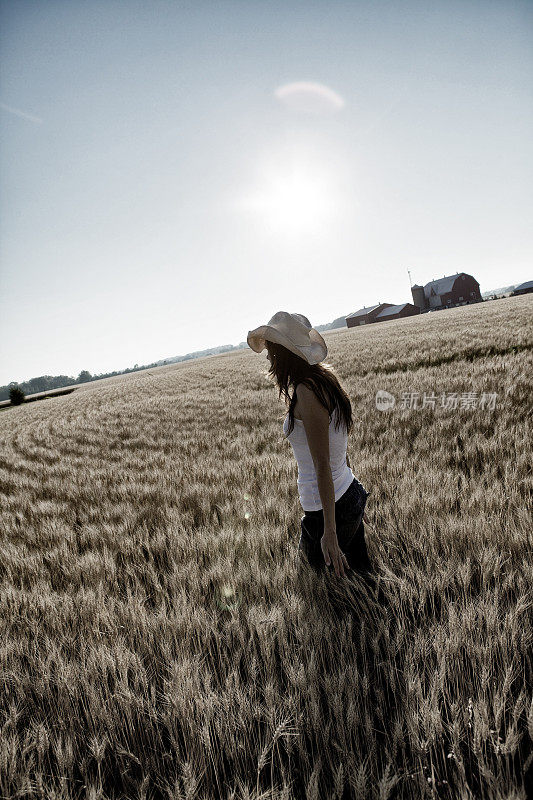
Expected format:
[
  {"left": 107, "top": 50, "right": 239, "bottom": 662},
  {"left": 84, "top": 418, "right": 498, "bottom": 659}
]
[
  {"left": 77, "top": 370, "right": 92, "bottom": 383},
  {"left": 9, "top": 386, "right": 25, "bottom": 405},
  {"left": 27, "top": 376, "right": 48, "bottom": 394}
]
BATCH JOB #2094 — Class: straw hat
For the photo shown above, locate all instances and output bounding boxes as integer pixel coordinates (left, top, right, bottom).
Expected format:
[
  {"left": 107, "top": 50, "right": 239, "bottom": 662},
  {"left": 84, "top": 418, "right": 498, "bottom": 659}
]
[{"left": 247, "top": 311, "right": 327, "bottom": 365}]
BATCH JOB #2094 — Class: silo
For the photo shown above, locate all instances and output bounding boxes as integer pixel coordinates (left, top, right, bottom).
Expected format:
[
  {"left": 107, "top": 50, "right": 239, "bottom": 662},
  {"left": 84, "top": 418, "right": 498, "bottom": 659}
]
[{"left": 411, "top": 284, "right": 425, "bottom": 309}]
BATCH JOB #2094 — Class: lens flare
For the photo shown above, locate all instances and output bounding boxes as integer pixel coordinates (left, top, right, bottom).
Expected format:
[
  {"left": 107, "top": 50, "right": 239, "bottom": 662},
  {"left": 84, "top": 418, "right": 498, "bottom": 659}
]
[{"left": 274, "top": 82, "right": 345, "bottom": 114}]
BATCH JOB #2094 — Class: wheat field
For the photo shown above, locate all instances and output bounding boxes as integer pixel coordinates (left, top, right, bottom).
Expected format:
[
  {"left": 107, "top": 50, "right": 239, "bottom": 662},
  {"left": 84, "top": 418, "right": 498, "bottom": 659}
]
[{"left": 1, "top": 295, "right": 532, "bottom": 800}]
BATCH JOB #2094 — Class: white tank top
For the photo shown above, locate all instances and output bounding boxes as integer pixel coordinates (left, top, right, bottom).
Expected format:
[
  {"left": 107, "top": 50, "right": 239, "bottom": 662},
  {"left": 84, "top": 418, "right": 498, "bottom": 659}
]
[{"left": 283, "top": 405, "right": 355, "bottom": 512}]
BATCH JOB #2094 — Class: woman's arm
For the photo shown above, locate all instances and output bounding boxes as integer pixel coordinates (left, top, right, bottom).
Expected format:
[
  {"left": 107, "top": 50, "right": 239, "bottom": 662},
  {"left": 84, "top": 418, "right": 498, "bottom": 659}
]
[{"left": 295, "top": 385, "right": 350, "bottom": 578}]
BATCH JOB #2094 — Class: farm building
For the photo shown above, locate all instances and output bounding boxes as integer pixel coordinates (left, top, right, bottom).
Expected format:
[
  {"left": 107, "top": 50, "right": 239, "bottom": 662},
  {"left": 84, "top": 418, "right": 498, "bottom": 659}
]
[
  {"left": 510, "top": 280, "right": 533, "bottom": 296},
  {"left": 374, "top": 303, "right": 420, "bottom": 323},
  {"left": 411, "top": 272, "right": 482, "bottom": 310},
  {"left": 346, "top": 303, "right": 393, "bottom": 327}
]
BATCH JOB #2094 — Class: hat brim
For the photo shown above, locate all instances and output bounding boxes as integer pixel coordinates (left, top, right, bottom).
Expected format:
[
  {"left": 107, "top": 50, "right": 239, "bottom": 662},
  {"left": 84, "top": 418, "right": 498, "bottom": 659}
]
[{"left": 247, "top": 325, "right": 327, "bottom": 365}]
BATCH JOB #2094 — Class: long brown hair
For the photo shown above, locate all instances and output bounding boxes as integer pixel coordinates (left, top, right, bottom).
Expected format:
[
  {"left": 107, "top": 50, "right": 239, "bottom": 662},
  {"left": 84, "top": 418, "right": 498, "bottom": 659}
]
[{"left": 264, "top": 340, "right": 353, "bottom": 437}]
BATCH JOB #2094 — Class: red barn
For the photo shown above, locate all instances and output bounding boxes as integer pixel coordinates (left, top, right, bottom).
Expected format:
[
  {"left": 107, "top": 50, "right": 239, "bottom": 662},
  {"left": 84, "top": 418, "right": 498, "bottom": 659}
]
[
  {"left": 374, "top": 303, "right": 420, "bottom": 323},
  {"left": 411, "top": 272, "right": 482, "bottom": 310},
  {"left": 346, "top": 303, "right": 393, "bottom": 327}
]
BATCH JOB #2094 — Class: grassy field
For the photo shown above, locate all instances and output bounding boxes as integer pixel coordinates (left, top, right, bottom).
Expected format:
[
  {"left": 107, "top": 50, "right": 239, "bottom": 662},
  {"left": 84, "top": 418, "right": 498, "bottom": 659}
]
[{"left": 1, "top": 295, "right": 532, "bottom": 799}]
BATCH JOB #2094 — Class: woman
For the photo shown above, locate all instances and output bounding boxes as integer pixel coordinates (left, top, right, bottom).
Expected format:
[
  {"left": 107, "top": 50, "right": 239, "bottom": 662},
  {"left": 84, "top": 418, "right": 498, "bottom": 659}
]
[{"left": 247, "top": 311, "right": 375, "bottom": 584}]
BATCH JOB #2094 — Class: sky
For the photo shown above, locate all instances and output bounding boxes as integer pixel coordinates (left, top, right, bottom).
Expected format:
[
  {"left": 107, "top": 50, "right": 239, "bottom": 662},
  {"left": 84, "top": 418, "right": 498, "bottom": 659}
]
[{"left": 1, "top": 0, "right": 532, "bottom": 385}]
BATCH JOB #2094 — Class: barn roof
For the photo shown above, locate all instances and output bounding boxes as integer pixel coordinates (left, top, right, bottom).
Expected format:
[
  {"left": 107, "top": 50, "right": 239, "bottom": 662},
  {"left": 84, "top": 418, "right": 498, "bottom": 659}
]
[
  {"left": 423, "top": 274, "right": 460, "bottom": 298},
  {"left": 376, "top": 303, "right": 412, "bottom": 318},
  {"left": 346, "top": 304, "right": 381, "bottom": 318},
  {"left": 514, "top": 280, "right": 533, "bottom": 292}
]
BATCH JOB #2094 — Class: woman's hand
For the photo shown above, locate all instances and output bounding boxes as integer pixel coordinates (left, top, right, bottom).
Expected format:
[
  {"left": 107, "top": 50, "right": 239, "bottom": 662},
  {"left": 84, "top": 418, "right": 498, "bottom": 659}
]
[{"left": 321, "top": 531, "right": 351, "bottom": 578}]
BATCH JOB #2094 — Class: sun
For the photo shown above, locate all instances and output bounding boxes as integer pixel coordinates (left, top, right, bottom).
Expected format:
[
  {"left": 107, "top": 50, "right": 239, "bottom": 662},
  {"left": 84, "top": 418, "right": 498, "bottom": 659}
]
[
  {"left": 254, "top": 169, "right": 334, "bottom": 234},
  {"left": 234, "top": 147, "right": 340, "bottom": 237}
]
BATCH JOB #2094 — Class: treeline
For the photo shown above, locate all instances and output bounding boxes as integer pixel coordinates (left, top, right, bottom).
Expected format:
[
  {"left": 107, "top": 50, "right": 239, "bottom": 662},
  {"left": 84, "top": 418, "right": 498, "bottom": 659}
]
[
  {"left": 1, "top": 368, "right": 143, "bottom": 402},
  {"left": 1, "top": 343, "right": 247, "bottom": 402}
]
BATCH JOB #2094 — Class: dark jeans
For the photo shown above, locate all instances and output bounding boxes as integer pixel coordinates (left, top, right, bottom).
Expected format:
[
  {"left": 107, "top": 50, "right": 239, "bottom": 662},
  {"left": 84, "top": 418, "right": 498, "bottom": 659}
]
[{"left": 298, "top": 477, "right": 375, "bottom": 583}]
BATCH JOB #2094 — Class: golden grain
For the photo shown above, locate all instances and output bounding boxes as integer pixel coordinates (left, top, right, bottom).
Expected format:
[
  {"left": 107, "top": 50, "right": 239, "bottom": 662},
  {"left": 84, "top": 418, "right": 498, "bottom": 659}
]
[{"left": 0, "top": 296, "right": 531, "bottom": 798}]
